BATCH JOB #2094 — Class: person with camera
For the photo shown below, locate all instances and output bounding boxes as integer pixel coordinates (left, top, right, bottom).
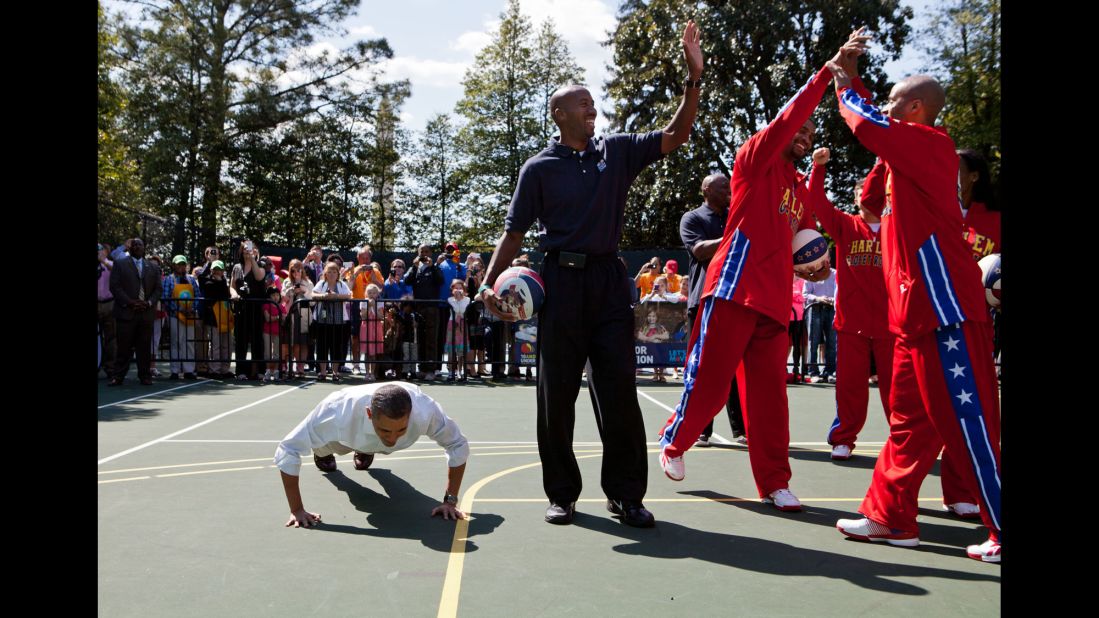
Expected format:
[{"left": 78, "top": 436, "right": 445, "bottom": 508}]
[
  {"left": 437, "top": 242, "right": 467, "bottom": 378},
  {"left": 383, "top": 258, "right": 412, "bottom": 300},
  {"left": 230, "top": 240, "right": 267, "bottom": 381},
  {"left": 281, "top": 259, "right": 313, "bottom": 379},
  {"left": 346, "top": 247, "right": 385, "bottom": 374},
  {"left": 403, "top": 243, "right": 443, "bottom": 380},
  {"left": 634, "top": 257, "right": 663, "bottom": 298},
  {"left": 302, "top": 245, "right": 325, "bottom": 285}
]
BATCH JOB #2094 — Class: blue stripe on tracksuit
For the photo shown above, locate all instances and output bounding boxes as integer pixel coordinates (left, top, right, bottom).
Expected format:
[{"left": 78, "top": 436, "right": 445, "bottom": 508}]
[
  {"left": 934, "top": 323, "right": 1002, "bottom": 533},
  {"left": 917, "top": 234, "right": 967, "bottom": 328},
  {"left": 840, "top": 89, "right": 891, "bottom": 128},
  {"left": 826, "top": 400, "right": 841, "bottom": 444},
  {"left": 660, "top": 230, "right": 750, "bottom": 447}
]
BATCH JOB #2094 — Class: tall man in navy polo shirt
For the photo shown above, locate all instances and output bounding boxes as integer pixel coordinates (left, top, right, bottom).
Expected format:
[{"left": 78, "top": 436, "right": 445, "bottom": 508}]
[{"left": 479, "top": 20, "right": 704, "bottom": 528}]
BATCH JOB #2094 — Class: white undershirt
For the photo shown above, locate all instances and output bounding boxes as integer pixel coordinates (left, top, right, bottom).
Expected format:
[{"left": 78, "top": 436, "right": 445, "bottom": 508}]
[{"left": 868, "top": 222, "right": 881, "bottom": 233}]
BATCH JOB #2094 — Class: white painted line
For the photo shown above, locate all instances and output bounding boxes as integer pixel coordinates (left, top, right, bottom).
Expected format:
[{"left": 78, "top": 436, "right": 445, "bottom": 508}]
[
  {"left": 156, "top": 466, "right": 267, "bottom": 478},
  {"left": 637, "top": 390, "right": 676, "bottom": 414},
  {"left": 97, "top": 379, "right": 214, "bottom": 409},
  {"left": 163, "top": 439, "right": 282, "bottom": 443},
  {"left": 97, "top": 386, "right": 305, "bottom": 466},
  {"left": 98, "top": 476, "right": 151, "bottom": 484}
]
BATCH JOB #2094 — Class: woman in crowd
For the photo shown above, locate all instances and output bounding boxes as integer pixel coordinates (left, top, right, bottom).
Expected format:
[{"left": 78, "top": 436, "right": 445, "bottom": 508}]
[
  {"left": 311, "top": 261, "right": 351, "bottom": 382},
  {"left": 230, "top": 240, "right": 267, "bottom": 380},
  {"left": 281, "top": 259, "right": 313, "bottom": 379}
]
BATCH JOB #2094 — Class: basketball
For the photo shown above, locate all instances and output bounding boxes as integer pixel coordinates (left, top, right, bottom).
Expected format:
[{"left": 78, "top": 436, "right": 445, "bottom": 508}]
[
  {"left": 978, "top": 253, "right": 1001, "bottom": 308},
  {"left": 493, "top": 267, "right": 545, "bottom": 321},
  {"left": 792, "top": 228, "right": 829, "bottom": 275}
]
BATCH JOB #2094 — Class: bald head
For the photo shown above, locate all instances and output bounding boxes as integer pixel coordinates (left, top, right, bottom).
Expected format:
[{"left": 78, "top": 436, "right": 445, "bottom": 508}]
[
  {"left": 887, "top": 75, "right": 946, "bottom": 125},
  {"left": 701, "top": 173, "right": 731, "bottom": 213},
  {"left": 549, "top": 85, "right": 596, "bottom": 145},
  {"left": 549, "top": 85, "right": 589, "bottom": 122}
]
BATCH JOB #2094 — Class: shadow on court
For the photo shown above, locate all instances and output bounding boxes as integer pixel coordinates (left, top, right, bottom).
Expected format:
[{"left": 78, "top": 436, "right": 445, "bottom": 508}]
[
  {"left": 570, "top": 511, "right": 998, "bottom": 595},
  {"left": 318, "top": 468, "right": 504, "bottom": 553},
  {"left": 678, "top": 489, "right": 985, "bottom": 559}
]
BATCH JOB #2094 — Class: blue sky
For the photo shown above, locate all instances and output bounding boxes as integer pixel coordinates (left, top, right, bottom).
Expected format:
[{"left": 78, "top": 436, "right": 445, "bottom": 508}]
[{"left": 107, "top": 0, "right": 941, "bottom": 134}]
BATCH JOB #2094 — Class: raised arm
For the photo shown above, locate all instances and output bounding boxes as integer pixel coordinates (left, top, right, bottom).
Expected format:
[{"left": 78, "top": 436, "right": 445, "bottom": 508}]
[
  {"left": 661, "top": 20, "right": 704, "bottom": 154},
  {"left": 807, "top": 148, "right": 841, "bottom": 236}
]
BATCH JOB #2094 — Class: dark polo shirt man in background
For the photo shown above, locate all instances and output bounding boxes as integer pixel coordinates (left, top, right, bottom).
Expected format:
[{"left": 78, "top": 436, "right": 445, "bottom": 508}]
[
  {"left": 478, "top": 20, "right": 704, "bottom": 528},
  {"left": 680, "top": 173, "right": 746, "bottom": 446}
]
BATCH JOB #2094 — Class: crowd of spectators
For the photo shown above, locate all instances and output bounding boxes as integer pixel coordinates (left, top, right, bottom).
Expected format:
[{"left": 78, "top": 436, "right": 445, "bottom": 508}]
[{"left": 98, "top": 237, "right": 542, "bottom": 386}]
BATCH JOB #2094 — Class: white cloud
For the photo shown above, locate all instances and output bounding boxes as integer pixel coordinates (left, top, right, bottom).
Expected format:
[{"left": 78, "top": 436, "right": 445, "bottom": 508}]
[
  {"left": 376, "top": 56, "right": 470, "bottom": 89},
  {"left": 451, "top": 30, "right": 493, "bottom": 54},
  {"left": 350, "top": 24, "right": 378, "bottom": 37}
]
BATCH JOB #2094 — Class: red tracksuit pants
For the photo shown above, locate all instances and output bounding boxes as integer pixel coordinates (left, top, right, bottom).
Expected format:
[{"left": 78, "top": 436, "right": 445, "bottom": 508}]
[
  {"left": 830, "top": 330, "right": 978, "bottom": 506},
  {"left": 658, "top": 297, "right": 791, "bottom": 498},
  {"left": 859, "top": 320, "right": 1001, "bottom": 540}
]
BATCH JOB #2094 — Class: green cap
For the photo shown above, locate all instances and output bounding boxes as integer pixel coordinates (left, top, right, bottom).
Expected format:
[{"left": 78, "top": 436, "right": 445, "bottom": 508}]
[
  {"left": 211, "top": 260, "right": 225, "bottom": 270},
  {"left": 172, "top": 255, "right": 188, "bottom": 265}
]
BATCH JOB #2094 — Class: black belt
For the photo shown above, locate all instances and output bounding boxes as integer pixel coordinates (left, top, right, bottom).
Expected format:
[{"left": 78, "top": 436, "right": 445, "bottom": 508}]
[{"left": 545, "top": 250, "right": 618, "bottom": 269}]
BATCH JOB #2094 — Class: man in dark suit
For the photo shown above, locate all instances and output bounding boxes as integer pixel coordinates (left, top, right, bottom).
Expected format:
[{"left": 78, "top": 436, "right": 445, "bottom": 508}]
[{"left": 109, "top": 238, "right": 163, "bottom": 386}]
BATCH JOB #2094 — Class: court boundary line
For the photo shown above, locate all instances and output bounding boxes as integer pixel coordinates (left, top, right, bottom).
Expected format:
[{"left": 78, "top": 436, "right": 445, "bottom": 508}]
[
  {"left": 97, "top": 379, "right": 213, "bottom": 409},
  {"left": 97, "top": 385, "right": 307, "bottom": 466}
]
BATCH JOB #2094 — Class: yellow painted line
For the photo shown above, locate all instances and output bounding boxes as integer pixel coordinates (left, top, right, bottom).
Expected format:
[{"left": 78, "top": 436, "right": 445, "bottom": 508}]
[
  {"left": 156, "top": 466, "right": 268, "bottom": 478},
  {"left": 99, "top": 457, "right": 277, "bottom": 474},
  {"left": 97, "top": 476, "right": 152, "bottom": 484},
  {"left": 436, "top": 453, "right": 602, "bottom": 618}
]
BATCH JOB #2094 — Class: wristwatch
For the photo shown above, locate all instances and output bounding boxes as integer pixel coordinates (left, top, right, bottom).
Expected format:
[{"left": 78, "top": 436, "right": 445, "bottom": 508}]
[
  {"left": 684, "top": 77, "right": 703, "bottom": 89},
  {"left": 443, "top": 493, "right": 459, "bottom": 506}
]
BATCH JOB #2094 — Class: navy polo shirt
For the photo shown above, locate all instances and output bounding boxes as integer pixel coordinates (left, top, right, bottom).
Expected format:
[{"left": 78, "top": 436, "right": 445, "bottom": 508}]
[
  {"left": 505, "top": 132, "right": 665, "bottom": 255},
  {"left": 679, "top": 203, "right": 727, "bottom": 310}
]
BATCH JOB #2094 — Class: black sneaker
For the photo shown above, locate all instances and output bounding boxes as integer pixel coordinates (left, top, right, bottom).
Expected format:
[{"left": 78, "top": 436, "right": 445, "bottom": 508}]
[
  {"left": 353, "top": 452, "right": 374, "bottom": 470},
  {"left": 183, "top": 372, "right": 197, "bottom": 380},
  {"left": 169, "top": 373, "right": 180, "bottom": 380},
  {"left": 545, "top": 501, "right": 576, "bottom": 525},
  {"left": 314, "top": 454, "right": 337, "bottom": 472},
  {"left": 606, "top": 499, "right": 655, "bottom": 528}
]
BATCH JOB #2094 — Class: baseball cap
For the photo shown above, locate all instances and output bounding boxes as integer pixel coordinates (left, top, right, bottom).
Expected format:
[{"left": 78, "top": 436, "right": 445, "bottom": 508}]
[
  {"left": 445, "top": 241, "right": 460, "bottom": 253},
  {"left": 665, "top": 259, "right": 678, "bottom": 273},
  {"left": 211, "top": 260, "right": 225, "bottom": 270},
  {"left": 172, "top": 255, "right": 188, "bottom": 265}
]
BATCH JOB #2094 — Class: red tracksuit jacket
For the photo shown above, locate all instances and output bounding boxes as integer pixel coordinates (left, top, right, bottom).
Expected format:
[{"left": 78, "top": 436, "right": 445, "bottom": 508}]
[
  {"left": 807, "top": 164, "right": 890, "bottom": 339},
  {"left": 701, "top": 66, "right": 828, "bottom": 325},
  {"left": 837, "top": 77, "right": 987, "bottom": 337},
  {"left": 962, "top": 202, "right": 1001, "bottom": 260}
]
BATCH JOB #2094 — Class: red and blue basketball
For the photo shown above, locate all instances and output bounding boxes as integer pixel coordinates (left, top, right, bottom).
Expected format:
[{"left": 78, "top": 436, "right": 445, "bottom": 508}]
[
  {"left": 792, "top": 228, "right": 829, "bottom": 275},
  {"left": 493, "top": 267, "right": 545, "bottom": 321},
  {"left": 978, "top": 253, "right": 1001, "bottom": 308}
]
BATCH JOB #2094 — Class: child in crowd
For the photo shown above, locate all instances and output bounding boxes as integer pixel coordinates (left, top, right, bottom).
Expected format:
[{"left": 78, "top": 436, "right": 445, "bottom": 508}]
[
  {"left": 262, "top": 287, "right": 285, "bottom": 382},
  {"left": 382, "top": 306, "right": 402, "bottom": 378},
  {"left": 398, "top": 301, "right": 421, "bottom": 380},
  {"left": 445, "top": 279, "right": 471, "bottom": 381},
  {"left": 359, "top": 283, "right": 384, "bottom": 382}
]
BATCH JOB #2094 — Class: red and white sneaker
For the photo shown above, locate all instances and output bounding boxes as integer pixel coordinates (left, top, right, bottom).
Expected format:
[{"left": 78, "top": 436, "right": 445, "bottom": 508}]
[
  {"left": 966, "top": 538, "right": 1001, "bottom": 563},
  {"left": 944, "top": 502, "right": 981, "bottom": 519},
  {"left": 831, "top": 444, "right": 852, "bottom": 460},
  {"left": 659, "top": 447, "right": 684, "bottom": 481},
  {"left": 763, "top": 488, "right": 802, "bottom": 512},
  {"left": 836, "top": 517, "right": 919, "bottom": 547}
]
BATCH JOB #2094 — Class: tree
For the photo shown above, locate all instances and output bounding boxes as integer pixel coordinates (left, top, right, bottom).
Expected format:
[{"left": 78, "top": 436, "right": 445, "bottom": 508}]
[
  {"left": 98, "top": 1, "right": 142, "bottom": 244},
  {"left": 111, "top": 0, "right": 399, "bottom": 252},
  {"left": 604, "top": 0, "right": 912, "bottom": 247},
  {"left": 922, "top": 0, "right": 1000, "bottom": 179},
  {"left": 399, "top": 113, "right": 467, "bottom": 250},
  {"left": 531, "top": 18, "right": 586, "bottom": 141}
]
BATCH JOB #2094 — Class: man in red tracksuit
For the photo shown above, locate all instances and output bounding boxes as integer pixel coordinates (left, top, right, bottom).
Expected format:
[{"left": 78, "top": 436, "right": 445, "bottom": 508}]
[
  {"left": 827, "top": 31, "right": 1001, "bottom": 563},
  {"left": 806, "top": 148, "right": 895, "bottom": 462},
  {"left": 817, "top": 154, "right": 982, "bottom": 520},
  {"left": 656, "top": 46, "right": 855, "bottom": 512}
]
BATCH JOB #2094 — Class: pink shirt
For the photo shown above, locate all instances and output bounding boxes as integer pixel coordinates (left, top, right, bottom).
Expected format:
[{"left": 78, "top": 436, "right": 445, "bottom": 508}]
[
  {"left": 98, "top": 261, "right": 113, "bottom": 301},
  {"left": 791, "top": 278, "right": 805, "bottom": 321},
  {"left": 263, "top": 302, "right": 284, "bottom": 335}
]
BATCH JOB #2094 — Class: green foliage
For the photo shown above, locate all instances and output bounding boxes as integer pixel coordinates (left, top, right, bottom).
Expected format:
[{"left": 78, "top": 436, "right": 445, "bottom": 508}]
[
  {"left": 110, "top": 0, "right": 401, "bottom": 255},
  {"left": 98, "top": 1, "right": 142, "bottom": 243},
  {"left": 454, "top": 0, "right": 585, "bottom": 245},
  {"left": 604, "top": 0, "right": 912, "bottom": 247},
  {"left": 922, "top": 0, "right": 1000, "bottom": 179},
  {"left": 400, "top": 113, "right": 467, "bottom": 250}
]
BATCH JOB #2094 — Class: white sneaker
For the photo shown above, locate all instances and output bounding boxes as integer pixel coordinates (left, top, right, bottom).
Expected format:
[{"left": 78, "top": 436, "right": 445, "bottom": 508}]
[
  {"left": 831, "top": 444, "right": 852, "bottom": 460},
  {"left": 763, "top": 488, "right": 802, "bottom": 512},
  {"left": 836, "top": 517, "right": 920, "bottom": 547},
  {"left": 694, "top": 435, "right": 711, "bottom": 448},
  {"left": 944, "top": 502, "right": 981, "bottom": 519},
  {"left": 826, "top": 375, "right": 836, "bottom": 384},
  {"left": 660, "top": 447, "right": 684, "bottom": 481},
  {"left": 810, "top": 375, "right": 823, "bottom": 384},
  {"left": 966, "top": 538, "right": 1001, "bottom": 563}
]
